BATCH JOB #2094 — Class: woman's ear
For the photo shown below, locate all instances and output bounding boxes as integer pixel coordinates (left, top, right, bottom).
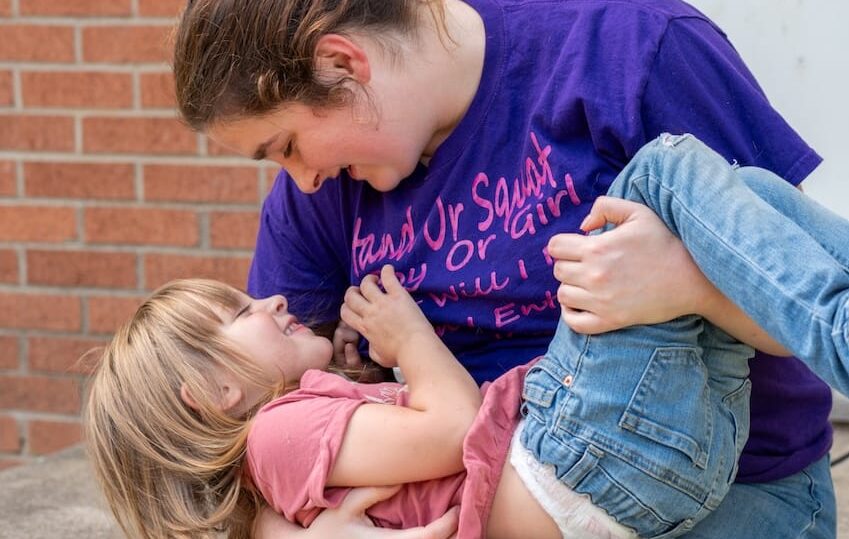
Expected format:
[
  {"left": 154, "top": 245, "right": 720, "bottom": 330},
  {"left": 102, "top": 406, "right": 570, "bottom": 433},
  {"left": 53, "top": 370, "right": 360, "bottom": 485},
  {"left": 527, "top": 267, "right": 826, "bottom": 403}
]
[{"left": 314, "top": 34, "right": 371, "bottom": 84}]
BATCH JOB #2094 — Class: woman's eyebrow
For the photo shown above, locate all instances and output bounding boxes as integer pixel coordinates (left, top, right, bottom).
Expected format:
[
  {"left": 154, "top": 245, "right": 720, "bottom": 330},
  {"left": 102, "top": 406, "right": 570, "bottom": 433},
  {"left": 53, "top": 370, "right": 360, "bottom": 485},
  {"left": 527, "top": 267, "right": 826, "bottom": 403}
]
[{"left": 252, "top": 133, "right": 282, "bottom": 161}]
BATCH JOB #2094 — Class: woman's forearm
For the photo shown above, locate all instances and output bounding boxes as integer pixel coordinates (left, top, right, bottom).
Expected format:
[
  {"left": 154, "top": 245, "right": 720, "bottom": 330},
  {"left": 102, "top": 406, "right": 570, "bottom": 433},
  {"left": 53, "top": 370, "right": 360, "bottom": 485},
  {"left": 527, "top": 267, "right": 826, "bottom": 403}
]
[{"left": 699, "top": 281, "right": 791, "bottom": 356}]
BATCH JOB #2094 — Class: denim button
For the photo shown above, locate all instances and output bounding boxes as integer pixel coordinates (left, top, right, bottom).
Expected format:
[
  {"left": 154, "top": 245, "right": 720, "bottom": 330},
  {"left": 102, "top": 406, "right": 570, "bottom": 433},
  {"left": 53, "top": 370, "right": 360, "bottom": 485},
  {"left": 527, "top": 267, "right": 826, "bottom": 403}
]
[{"left": 563, "top": 374, "right": 573, "bottom": 386}]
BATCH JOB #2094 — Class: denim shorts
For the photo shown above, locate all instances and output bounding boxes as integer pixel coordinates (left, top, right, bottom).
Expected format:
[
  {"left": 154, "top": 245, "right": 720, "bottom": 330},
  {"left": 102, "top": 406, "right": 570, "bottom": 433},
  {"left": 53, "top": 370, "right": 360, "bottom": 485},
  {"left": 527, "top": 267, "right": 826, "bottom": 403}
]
[{"left": 520, "top": 316, "right": 752, "bottom": 539}]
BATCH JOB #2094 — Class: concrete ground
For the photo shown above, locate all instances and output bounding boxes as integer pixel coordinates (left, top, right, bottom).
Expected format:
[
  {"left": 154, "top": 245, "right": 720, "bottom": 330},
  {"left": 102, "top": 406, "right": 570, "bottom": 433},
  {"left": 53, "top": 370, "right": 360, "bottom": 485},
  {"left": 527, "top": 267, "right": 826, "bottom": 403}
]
[{"left": 1, "top": 426, "right": 848, "bottom": 538}]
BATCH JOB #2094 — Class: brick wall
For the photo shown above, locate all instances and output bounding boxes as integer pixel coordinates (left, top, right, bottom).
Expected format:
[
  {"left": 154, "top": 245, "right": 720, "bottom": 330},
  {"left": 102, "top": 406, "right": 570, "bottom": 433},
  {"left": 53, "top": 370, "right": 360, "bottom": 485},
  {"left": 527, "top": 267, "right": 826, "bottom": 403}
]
[{"left": 0, "top": 0, "right": 273, "bottom": 469}]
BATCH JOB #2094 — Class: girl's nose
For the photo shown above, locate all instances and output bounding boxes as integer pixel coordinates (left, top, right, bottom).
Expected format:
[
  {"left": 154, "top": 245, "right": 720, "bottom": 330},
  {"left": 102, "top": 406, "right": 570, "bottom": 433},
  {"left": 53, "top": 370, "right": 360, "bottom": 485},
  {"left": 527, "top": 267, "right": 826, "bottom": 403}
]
[{"left": 266, "top": 294, "right": 287, "bottom": 314}]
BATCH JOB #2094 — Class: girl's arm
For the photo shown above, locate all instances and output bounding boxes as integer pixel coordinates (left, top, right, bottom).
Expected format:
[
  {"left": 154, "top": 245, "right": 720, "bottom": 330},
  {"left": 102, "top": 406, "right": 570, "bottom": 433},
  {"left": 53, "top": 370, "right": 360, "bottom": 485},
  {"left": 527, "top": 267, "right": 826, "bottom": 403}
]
[
  {"left": 253, "top": 487, "right": 459, "bottom": 538},
  {"left": 330, "top": 264, "right": 483, "bottom": 487},
  {"left": 549, "top": 197, "right": 790, "bottom": 356}
]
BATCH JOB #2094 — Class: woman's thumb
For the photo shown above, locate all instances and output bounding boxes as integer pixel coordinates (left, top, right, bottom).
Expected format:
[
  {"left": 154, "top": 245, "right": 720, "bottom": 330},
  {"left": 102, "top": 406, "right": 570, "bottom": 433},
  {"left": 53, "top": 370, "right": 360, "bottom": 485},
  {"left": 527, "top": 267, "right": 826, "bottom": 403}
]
[{"left": 579, "top": 196, "right": 643, "bottom": 232}]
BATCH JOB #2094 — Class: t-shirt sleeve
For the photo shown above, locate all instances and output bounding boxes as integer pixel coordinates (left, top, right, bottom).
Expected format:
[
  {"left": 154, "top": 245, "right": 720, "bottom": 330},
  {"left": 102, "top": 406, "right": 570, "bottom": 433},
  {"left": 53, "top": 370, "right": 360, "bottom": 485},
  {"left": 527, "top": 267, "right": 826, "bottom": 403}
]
[
  {"left": 637, "top": 16, "right": 821, "bottom": 185},
  {"left": 247, "top": 172, "right": 353, "bottom": 324},
  {"left": 246, "top": 395, "right": 363, "bottom": 523}
]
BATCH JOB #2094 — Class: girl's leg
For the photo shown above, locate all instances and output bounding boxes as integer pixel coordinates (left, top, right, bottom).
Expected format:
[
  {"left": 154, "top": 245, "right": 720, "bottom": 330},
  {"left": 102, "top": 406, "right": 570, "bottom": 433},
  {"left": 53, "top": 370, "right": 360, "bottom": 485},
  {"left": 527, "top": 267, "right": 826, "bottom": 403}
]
[
  {"left": 606, "top": 133, "right": 849, "bottom": 395},
  {"left": 737, "top": 166, "right": 849, "bottom": 271}
]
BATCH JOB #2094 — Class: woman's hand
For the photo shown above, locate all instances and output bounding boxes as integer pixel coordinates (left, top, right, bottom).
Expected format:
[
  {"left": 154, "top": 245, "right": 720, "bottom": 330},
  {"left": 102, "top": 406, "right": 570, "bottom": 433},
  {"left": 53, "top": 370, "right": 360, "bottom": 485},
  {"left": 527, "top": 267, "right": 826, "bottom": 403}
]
[
  {"left": 253, "top": 486, "right": 459, "bottom": 539},
  {"left": 549, "top": 196, "right": 712, "bottom": 334},
  {"left": 341, "top": 265, "right": 436, "bottom": 368}
]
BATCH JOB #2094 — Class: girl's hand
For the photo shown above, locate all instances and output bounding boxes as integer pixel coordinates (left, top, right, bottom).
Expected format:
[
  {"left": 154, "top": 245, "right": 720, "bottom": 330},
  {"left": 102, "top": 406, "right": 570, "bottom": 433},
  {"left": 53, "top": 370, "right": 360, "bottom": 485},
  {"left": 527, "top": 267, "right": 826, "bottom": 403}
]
[
  {"left": 253, "top": 486, "right": 459, "bottom": 539},
  {"left": 341, "top": 265, "right": 435, "bottom": 368},
  {"left": 549, "top": 196, "right": 712, "bottom": 334},
  {"left": 332, "top": 320, "right": 364, "bottom": 370}
]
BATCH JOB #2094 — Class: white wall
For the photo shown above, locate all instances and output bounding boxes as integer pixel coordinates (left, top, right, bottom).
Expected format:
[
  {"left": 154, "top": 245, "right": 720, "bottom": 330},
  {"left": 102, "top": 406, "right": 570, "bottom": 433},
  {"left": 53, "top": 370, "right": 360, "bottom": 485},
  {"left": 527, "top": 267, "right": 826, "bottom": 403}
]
[{"left": 688, "top": 0, "right": 849, "bottom": 218}]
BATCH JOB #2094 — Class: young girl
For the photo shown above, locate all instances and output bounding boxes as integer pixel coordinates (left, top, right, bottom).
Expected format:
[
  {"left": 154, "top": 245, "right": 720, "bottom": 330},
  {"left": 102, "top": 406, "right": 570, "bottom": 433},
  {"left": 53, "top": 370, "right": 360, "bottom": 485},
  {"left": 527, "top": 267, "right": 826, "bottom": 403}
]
[
  {"left": 172, "top": 1, "right": 836, "bottom": 536},
  {"left": 86, "top": 135, "right": 849, "bottom": 539}
]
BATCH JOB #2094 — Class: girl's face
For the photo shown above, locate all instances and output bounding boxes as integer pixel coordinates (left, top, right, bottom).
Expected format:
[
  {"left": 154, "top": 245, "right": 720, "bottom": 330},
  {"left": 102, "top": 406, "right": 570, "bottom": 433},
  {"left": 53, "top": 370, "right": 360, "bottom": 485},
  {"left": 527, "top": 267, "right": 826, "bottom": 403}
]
[
  {"left": 208, "top": 101, "right": 433, "bottom": 194},
  {"left": 220, "top": 291, "right": 333, "bottom": 404}
]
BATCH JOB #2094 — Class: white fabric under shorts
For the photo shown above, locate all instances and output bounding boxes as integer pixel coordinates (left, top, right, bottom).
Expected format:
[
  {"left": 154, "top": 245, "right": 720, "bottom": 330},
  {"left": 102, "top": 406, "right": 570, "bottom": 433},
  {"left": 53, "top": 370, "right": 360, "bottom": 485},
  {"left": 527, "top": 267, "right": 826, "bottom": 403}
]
[{"left": 509, "top": 420, "right": 639, "bottom": 539}]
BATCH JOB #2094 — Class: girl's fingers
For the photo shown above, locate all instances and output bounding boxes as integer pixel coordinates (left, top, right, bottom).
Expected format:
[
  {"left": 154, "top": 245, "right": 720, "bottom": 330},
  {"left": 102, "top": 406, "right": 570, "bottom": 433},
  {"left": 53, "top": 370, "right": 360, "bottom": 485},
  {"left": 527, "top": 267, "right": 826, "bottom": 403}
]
[
  {"left": 344, "top": 285, "right": 370, "bottom": 314},
  {"left": 380, "top": 264, "right": 403, "bottom": 293},
  {"left": 340, "top": 303, "right": 363, "bottom": 332},
  {"left": 344, "top": 343, "right": 363, "bottom": 368},
  {"left": 359, "top": 273, "right": 384, "bottom": 301}
]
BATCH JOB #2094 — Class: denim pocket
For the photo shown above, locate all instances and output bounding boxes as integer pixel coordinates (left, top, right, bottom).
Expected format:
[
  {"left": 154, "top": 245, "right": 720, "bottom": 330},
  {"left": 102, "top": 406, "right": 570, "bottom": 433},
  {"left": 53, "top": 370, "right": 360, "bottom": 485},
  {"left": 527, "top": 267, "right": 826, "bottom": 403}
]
[
  {"left": 522, "top": 363, "right": 566, "bottom": 408},
  {"left": 619, "top": 347, "right": 712, "bottom": 469}
]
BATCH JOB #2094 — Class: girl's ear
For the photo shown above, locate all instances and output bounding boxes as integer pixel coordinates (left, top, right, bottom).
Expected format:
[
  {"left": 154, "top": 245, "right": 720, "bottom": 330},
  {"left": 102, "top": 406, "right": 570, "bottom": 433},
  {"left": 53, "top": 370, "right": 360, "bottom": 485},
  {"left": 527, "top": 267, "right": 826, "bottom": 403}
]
[
  {"left": 314, "top": 34, "right": 371, "bottom": 84},
  {"left": 180, "top": 383, "right": 202, "bottom": 411},
  {"left": 180, "top": 381, "right": 244, "bottom": 414}
]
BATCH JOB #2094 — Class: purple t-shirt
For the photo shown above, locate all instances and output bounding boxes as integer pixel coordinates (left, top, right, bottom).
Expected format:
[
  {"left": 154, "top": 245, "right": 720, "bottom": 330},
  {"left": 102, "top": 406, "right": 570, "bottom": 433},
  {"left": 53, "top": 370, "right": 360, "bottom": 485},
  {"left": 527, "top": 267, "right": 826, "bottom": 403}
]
[{"left": 248, "top": 0, "right": 832, "bottom": 483}]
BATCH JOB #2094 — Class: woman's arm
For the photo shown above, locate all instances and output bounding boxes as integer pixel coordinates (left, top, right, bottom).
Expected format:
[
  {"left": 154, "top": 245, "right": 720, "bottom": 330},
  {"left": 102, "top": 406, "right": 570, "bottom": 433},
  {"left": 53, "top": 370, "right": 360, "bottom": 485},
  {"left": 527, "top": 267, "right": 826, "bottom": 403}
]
[
  {"left": 550, "top": 197, "right": 791, "bottom": 356},
  {"left": 253, "top": 486, "right": 459, "bottom": 539},
  {"left": 330, "top": 264, "right": 483, "bottom": 487}
]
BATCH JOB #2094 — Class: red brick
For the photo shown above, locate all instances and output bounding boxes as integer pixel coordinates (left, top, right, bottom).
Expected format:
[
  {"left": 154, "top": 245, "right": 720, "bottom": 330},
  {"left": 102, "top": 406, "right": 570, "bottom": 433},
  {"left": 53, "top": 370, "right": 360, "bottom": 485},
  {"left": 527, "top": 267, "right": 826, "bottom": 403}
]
[
  {"left": 0, "top": 292, "right": 81, "bottom": 331},
  {"left": 82, "top": 25, "right": 172, "bottom": 64},
  {"left": 0, "top": 375, "right": 80, "bottom": 414},
  {"left": 85, "top": 207, "right": 198, "bottom": 246},
  {"left": 0, "top": 458, "right": 26, "bottom": 471},
  {"left": 20, "top": 0, "right": 132, "bottom": 16},
  {"left": 27, "top": 250, "right": 137, "bottom": 288},
  {"left": 0, "top": 70, "right": 11, "bottom": 106},
  {"left": 0, "top": 0, "right": 10, "bottom": 17},
  {"left": 206, "top": 137, "right": 244, "bottom": 157},
  {"left": 83, "top": 116, "right": 196, "bottom": 155},
  {"left": 28, "top": 420, "right": 83, "bottom": 455},
  {"left": 24, "top": 162, "right": 135, "bottom": 200},
  {"left": 0, "top": 160, "right": 14, "bottom": 196},
  {"left": 0, "top": 415, "right": 20, "bottom": 453},
  {"left": 87, "top": 295, "right": 144, "bottom": 334},
  {"left": 0, "top": 336, "right": 18, "bottom": 370},
  {"left": 21, "top": 72, "right": 133, "bottom": 109},
  {"left": 0, "top": 115, "right": 75, "bottom": 152},
  {"left": 0, "top": 249, "right": 17, "bottom": 283},
  {"left": 210, "top": 211, "right": 260, "bottom": 249},
  {"left": 145, "top": 254, "right": 251, "bottom": 289},
  {"left": 140, "top": 72, "right": 174, "bottom": 109},
  {"left": 144, "top": 165, "right": 259, "bottom": 203},
  {"left": 0, "top": 25, "right": 75, "bottom": 62},
  {"left": 29, "top": 336, "right": 106, "bottom": 375},
  {"left": 0, "top": 206, "right": 76, "bottom": 242},
  {"left": 138, "top": 0, "right": 183, "bottom": 16}
]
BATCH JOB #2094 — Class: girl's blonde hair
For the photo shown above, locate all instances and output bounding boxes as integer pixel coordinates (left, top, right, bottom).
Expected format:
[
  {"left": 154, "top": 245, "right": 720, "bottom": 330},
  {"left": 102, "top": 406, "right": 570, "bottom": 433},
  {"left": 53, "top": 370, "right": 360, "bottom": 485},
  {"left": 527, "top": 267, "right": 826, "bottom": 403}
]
[
  {"left": 173, "top": 0, "right": 445, "bottom": 131},
  {"left": 84, "top": 279, "right": 277, "bottom": 538}
]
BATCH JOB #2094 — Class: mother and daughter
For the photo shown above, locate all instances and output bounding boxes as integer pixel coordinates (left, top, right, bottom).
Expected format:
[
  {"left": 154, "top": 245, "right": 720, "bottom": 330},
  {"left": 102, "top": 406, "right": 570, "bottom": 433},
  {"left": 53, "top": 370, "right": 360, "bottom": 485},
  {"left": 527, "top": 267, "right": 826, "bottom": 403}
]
[{"left": 88, "top": 0, "right": 843, "bottom": 537}]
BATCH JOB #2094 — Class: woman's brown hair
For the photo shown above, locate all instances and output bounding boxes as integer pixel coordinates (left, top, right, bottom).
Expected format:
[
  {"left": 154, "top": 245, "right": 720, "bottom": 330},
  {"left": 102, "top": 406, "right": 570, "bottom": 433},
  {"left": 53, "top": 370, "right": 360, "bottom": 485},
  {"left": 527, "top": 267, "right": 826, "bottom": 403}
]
[{"left": 174, "top": 0, "right": 445, "bottom": 132}]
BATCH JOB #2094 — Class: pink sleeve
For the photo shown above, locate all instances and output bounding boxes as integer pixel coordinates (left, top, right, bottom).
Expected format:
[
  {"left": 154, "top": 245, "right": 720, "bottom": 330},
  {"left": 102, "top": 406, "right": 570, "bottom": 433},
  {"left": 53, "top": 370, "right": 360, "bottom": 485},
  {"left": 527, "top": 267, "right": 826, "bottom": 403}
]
[
  {"left": 246, "top": 395, "right": 362, "bottom": 525},
  {"left": 246, "top": 371, "right": 407, "bottom": 526}
]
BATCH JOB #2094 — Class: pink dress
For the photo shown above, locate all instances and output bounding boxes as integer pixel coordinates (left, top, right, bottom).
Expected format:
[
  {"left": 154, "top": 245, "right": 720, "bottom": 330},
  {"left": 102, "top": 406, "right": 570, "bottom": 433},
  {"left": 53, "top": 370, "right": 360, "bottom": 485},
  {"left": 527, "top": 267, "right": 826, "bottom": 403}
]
[{"left": 246, "top": 363, "right": 530, "bottom": 538}]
